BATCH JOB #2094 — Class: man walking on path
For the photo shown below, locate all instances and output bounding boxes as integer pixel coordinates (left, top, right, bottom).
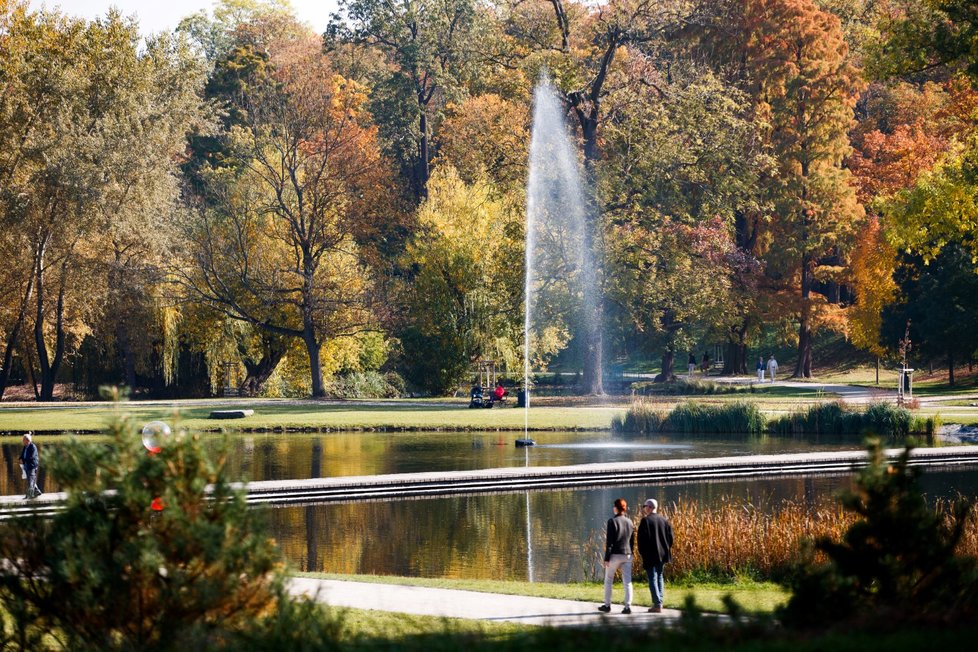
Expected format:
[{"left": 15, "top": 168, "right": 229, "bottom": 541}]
[
  {"left": 637, "top": 498, "right": 673, "bottom": 613},
  {"left": 599, "top": 497, "right": 634, "bottom": 614},
  {"left": 766, "top": 355, "right": 779, "bottom": 383},
  {"left": 756, "top": 356, "right": 765, "bottom": 382},
  {"left": 19, "top": 433, "right": 41, "bottom": 499}
]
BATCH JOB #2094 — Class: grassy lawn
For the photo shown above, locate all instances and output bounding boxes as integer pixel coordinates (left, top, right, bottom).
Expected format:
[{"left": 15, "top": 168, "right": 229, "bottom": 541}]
[
  {"left": 0, "top": 401, "right": 626, "bottom": 434},
  {"left": 301, "top": 573, "right": 790, "bottom": 615}
]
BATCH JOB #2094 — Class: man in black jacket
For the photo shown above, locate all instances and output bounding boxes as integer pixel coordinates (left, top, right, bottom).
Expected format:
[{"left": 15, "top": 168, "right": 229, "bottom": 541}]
[
  {"left": 637, "top": 498, "right": 673, "bottom": 612},
  {"left": 19, "top": 433, "right": 41, "bottom": 499}
]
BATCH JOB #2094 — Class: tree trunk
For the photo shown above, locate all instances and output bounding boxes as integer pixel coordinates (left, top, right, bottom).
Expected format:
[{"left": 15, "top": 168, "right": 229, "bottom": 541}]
[
  {"left": 305, "top": 333, "right": 325, "bottom": 398},
  {"left": 794, "top": 253, "right": 813, "bottom": 378},
  {"left": 35, "top": 256, "right": 68, "bottom": 401},
  {"left": 948, "top": 352, "right": 955, "bottom": 386},
  {"left": 240, "top": 337, "right": 287, "bottom": 396},
  {"left": 654, "top": 349, "right": 676, "bottom": 383},
  {"left": 117, "top": 320, "right": 137, "bottom": 390},
  {"left": 723, "top": 321, "right": 749, "bottom": 375}
]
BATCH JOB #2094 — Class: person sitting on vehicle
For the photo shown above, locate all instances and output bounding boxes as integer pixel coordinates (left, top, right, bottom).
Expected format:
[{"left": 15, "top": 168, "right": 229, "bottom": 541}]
[
  {"left": 470, "top": 384, "right": 484, "bottom": 408},
  {"left": 493, "top": 382, "right": 506, "bottom": 403}
]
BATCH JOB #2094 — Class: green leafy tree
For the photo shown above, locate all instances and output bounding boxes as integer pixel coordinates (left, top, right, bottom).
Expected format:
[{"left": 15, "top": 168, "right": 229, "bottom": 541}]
[
  {"left": 328, "top": 0, "right": 486, "bottom": 201},
  {"left": 399, "top": 165, "right": 523, "bottom": 394},
  {"left": 880, "top": 243, "right": 978, "bottom": 385}
]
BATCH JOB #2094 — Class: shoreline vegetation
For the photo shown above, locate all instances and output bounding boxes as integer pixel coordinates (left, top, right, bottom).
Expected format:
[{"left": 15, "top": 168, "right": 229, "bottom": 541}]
[{"left": 613, "top": 400, "right": 942, "bottom": 439}]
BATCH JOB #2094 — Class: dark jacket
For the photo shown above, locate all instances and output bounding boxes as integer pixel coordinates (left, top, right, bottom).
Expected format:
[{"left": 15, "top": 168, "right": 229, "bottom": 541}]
[
  {"left": 19, "top": 442, "right": 39, "bottom": 472},
  {"left": 637, "top": 513, "right": 674, "bottom": 567},
  {"left": 604, "top": 514, "right": 635, "bottom": 562}
]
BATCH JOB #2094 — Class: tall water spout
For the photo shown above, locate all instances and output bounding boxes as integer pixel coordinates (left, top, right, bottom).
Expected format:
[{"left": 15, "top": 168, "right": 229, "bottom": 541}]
[{"left": 525, "top": 75, "right": 597, "bottom": 432}]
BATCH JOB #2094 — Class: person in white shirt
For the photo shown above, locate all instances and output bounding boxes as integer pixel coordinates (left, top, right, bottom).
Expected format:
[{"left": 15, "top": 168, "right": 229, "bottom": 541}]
[{"left": 766, "top": 355, "right": 779, "bottom": 383}]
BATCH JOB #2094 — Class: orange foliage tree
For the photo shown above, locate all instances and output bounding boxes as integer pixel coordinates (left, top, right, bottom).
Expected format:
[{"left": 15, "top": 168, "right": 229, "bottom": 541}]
[{"left": 743, "top": 0, "right": 865, "bottom": 377}]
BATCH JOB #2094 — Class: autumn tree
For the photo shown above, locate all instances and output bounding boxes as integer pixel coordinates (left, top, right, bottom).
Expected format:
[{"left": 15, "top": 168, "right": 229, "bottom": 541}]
[
  {"left": 177, "top": 33, "right": 392, "bottom": 397},
  {"left": 327, "top": 0, "right": 487, "bottom": 201},
  {"left": 499, "top": 0, "right": 700, "bottom": 392},
  {"left": 602, "top": 60, "right": 770, "bottom": 379},
  {"left": 399, "top": 165, "right": 523, "bottom": 394},
  {"left": 744, "top": 0, "right": 865, "bottom": 377},
  {"left": 0, "top": 5, "right": 206, "bottom": 399}
]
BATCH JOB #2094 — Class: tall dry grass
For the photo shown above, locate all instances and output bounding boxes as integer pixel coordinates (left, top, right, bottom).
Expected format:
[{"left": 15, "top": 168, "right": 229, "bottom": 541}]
[{"left": 584, "top": 496, "right": 978, "bottom": 583}]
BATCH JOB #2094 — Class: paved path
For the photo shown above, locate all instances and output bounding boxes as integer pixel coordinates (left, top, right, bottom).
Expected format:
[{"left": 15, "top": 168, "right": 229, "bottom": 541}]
[
  {"left": 287, "top": 577, "right": 682, "bottom": 627},
  {"left": 709, "top": 375, "right": 896, "bottom": 404}
]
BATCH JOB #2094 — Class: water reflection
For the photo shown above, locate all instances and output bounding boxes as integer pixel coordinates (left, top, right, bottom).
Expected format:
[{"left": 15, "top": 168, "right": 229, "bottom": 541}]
[
  {"left": 265, "top": 469, "right": 978, "bottom": 583},
  {"left": 1, "top": 431, "right": 864, "bottom": 495}
]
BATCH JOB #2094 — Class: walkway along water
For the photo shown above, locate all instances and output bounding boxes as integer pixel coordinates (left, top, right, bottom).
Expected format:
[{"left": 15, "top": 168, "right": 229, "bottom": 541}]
[{"left": 2, "top": 446, "right": 977, "bottom": 519}]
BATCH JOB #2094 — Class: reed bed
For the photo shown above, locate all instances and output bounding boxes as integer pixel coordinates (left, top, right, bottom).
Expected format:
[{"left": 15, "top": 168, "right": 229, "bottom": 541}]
[
  {"left": 768, "top": 401, "right": 939, "bottom": 438},
  {"left": 614, "top": 399, "right": 939, "bottom": 438},
  {"left": 611, "top": 400, "right": 764, "bottom": 435},
  {"left": 584, "top": 496, "right": 978, "bottom": 583}
]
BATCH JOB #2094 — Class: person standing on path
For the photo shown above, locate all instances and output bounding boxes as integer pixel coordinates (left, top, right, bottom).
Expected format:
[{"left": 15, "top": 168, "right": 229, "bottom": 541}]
[
  {"left": 766, "top": 355, "right": 779, "bottom": 383},
  {"left": 637, "top": 498, "right": 674, "bottom": 613},
  {"left": 19, "top": 433, "right": 41, "bottom": 499},
  {"left": 687, "top": 353, "right": 696, "bottom": 377},
  {"left": 756, "top": 356, "right": 765, "bottom": 382},
  {"left": 599, "top": 497, "right": 635, "bottom": 614}
]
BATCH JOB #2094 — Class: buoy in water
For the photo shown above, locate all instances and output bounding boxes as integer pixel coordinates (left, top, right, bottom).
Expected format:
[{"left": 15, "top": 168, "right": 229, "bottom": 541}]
[{"left": 515, "top": 438, "right": 535, "bottom": 447}]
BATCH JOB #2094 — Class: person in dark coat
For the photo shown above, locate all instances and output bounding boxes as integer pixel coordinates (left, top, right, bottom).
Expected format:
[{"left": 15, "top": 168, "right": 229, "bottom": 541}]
[
  {"left": 637, "top": 498, "right": 673, "bottom": 612},
  {"left": 598, "top": 497, "right": 634, "bottom": 614},
  {"left": 19, "top": 433, "right": 41, "bottom": 499}
]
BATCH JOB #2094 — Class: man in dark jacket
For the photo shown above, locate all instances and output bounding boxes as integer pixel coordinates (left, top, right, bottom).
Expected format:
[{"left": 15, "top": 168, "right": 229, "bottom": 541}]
[
  {"left": 19, "top": 433, "right": 41, "bottom": 499},
  {"left": 637, "top": 498, "right": 673, "bottom": 612}
]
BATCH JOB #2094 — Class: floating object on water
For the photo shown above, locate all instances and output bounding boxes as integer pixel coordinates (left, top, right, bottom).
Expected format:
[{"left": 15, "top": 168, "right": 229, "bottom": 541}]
[
  {"left": 515, "top": 438, "right": 535, "bottom": 447},
  {"left": 141, "top": 421, "right": 172, "bottom": 454}
]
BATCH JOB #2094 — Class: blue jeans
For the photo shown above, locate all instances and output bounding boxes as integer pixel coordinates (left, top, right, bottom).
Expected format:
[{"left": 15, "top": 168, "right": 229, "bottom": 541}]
[{"left": 647, "top": 562, "right": 665, "bottom": 606}]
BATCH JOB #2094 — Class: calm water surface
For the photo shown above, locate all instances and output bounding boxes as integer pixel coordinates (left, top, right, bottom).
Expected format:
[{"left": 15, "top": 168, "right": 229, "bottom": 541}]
[
  {"left": 265, "top": 468, "right": 978, "bottom": 583},
  {"left": 3, "top": 431, "right": 974, "bottom": 583},
  {"left": 1, "top": 430, "right": 866, "bottom": 494}
]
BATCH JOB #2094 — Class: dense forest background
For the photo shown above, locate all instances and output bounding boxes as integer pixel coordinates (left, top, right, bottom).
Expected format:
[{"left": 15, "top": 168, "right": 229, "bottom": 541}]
[{"left": 2, "top": 0, "right": 977, "bottom": 400}]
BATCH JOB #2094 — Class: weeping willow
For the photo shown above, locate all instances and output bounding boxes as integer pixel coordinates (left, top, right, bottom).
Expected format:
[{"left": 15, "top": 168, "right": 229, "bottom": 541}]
[{"left": 158, "top": 303, "right": 181, "bottom": 386}]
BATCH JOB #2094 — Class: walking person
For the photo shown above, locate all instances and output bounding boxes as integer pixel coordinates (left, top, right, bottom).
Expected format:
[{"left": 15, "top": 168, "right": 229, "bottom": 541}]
[
  {"left": 766, "top": 354, "right": 779, "bottom": 383},
  {"left": 687, "top": 353, "right": 696, "bottom": 378},
  {"left": 756, "top": 356, "right": 766, "bottom": 382},
  {"left": 598, "top": 497, "right": 634, "bottom": 614},
  {"left": 637, "top": 498, "right": 674, "bottom": 613},
  {"left": 19, "top": 433, "right": 41, "bottom": 499}
]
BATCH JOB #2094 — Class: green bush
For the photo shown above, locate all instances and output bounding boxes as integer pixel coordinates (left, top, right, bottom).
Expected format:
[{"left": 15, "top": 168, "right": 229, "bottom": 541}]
[
  {"left": 0, "top": 392, "right": 342, "bottom": 651},
  {"left": 780, "top": 440, "right": 978, "bottom": 628}
]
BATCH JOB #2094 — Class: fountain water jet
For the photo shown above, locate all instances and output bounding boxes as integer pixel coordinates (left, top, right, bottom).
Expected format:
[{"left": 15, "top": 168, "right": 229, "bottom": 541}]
[{"left": 524, "top": 75, "right": 599, "bottom": 434}]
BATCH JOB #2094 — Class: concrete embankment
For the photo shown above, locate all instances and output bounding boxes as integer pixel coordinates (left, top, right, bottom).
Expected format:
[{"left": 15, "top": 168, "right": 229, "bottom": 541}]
[{"left": 3, "top": 446, "right": 977, "bottom": 519}]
